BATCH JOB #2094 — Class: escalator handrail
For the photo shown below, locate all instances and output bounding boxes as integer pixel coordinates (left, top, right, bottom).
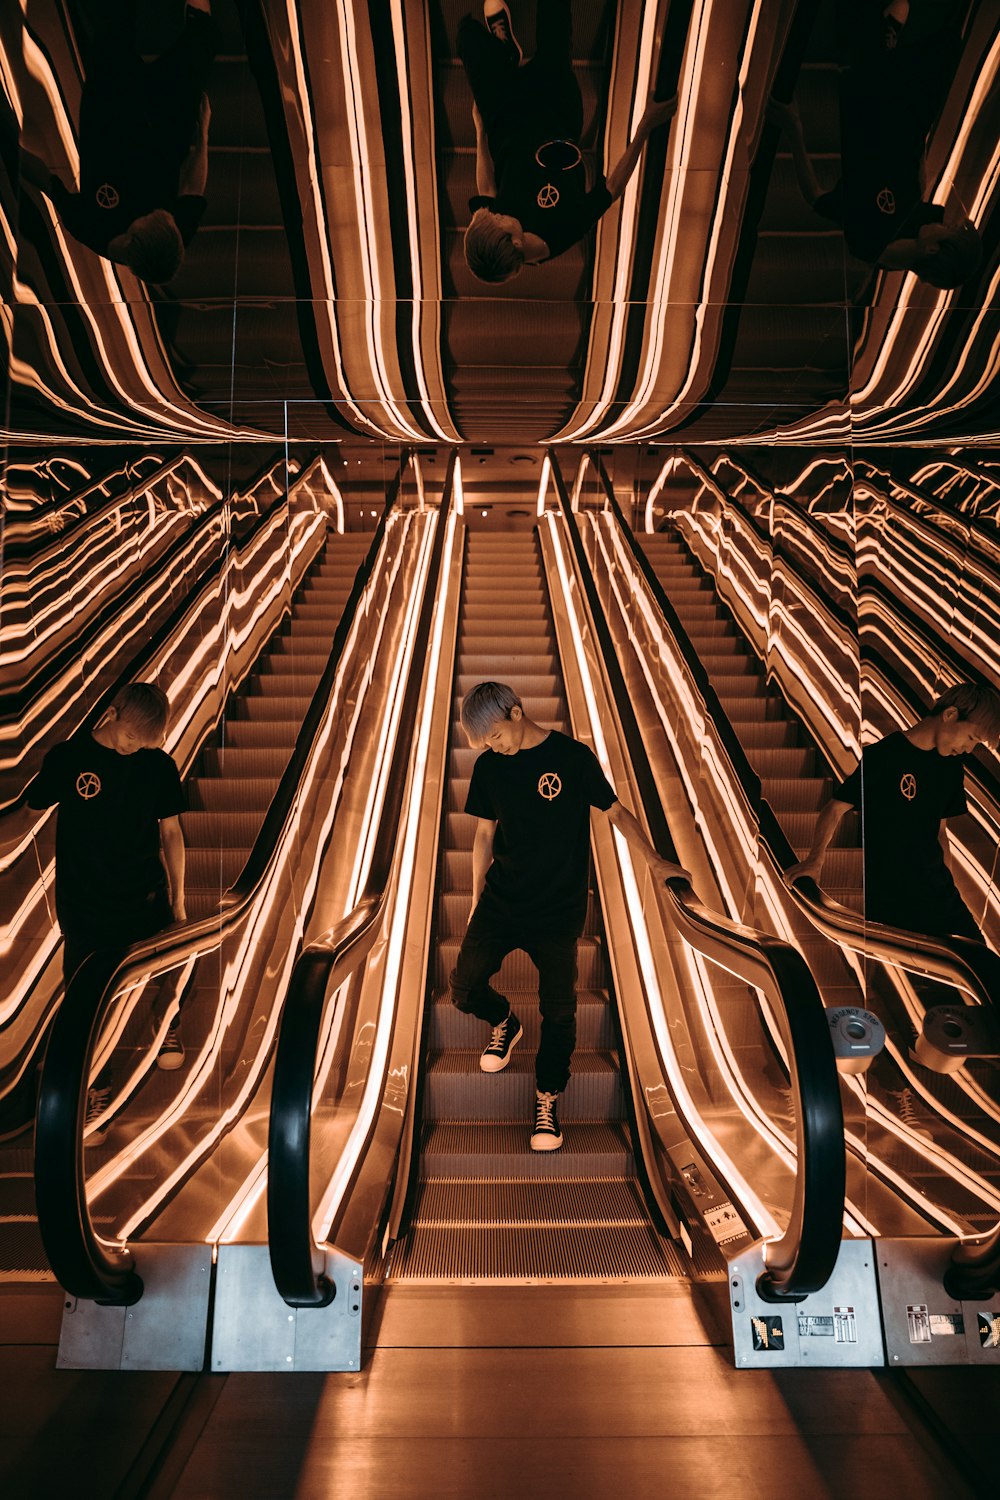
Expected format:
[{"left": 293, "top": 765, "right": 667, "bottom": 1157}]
[
  {"left": 266, "top": 454, "right": 456, "bottom": 1308},
  {"left": 944, "top": 1215, "right": 1000, "bottom": 1301},
  {"left": 32, "top": 464, "right": 408, "bottom": 1304},
  {"left": 556, "top": 457, "right": 845, "bottom": 1299},
  {"left": 596, "top": 460, "right": 1000, "bottom": 1008},
  {"left": 786, "top": 876, "right": 1000, "bottom": 1007}
]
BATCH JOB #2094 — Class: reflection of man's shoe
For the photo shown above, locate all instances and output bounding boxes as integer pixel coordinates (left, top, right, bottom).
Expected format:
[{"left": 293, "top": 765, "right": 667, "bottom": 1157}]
[
  {"left": 888, "top": 1086, "right": 934, "bottom": 1141},
  {"left": 484, "top": 2, "right": 523, "bottom": 65},
  {"left": 157, "top": 1015, "right": 185, "bottom": 1071},
  {"left": 531, "top": 1090, "right": 563, "bottom": 1151},
  {"left": 85, "top": 1086, "right": 112, "bottom": 1144},
  {"left": 480, "top": 1010, "right": 523, "bottom": 1072}
]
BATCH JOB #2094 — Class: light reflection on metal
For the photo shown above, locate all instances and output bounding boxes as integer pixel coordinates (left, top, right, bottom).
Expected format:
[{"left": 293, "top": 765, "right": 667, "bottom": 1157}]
[
  {"left": 311, "top": 500, "right": 460, "bottom": 1244},
  {"left": 543, "top": 510, "right": 782, "bottom": 1240}
]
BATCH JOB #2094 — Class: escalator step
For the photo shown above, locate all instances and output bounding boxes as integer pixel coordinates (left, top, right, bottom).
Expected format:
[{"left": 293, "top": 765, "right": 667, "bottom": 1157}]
[
  {"left": 423, "top": 1049, "right": 621, "bottom": 1120},
  {"left": 385, "top": 1221, "right": 682, "bottom": 1280},
  {"left": 412, "top": 1176, "right": 650, "bottom": 1227},
  {"left": 433, "top": 937, "right": 604, "bottom": 989},
  {"left": 187, "top": 776, "right": 279, "bottom": 811},
  {"left": 420, "top": 1119, "right": 635, "bottom": 1177},
  {"left": 428, "top": 989, "right": 612, "bottom": 1048}
]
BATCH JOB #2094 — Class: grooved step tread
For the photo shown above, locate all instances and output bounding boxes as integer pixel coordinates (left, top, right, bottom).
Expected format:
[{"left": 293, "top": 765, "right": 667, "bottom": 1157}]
[{"left": 385, "top": 1223, "right": 684, "bottom": 1281}]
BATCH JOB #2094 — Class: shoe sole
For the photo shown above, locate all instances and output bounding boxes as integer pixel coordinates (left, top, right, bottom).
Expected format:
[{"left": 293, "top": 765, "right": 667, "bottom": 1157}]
[
  {"left": 530, "top": 1133, "right": 564, "bottom": 1152},
  {"left": 157, "top": 1051, "right": 185, "bottom": 1071},
  {"left": 479, "top": 1024, "right": 523, "bottom": 1073}
]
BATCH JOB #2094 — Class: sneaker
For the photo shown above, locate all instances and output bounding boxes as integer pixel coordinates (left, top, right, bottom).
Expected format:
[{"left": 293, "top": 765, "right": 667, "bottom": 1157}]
[
  {"left": 84, "top": 1086, "right": 112, "bottom": 1143},
  {"left": 479, "top": 1010, "right": 523, "bottom": 1073},
  {"left": 157, "top": 1016, "right": 185, "bottom": 1071},
  {"left": 530, "top": 1089, "right": 563, "bottom": 1151},
  {"left": 484, "top": 2, "right": 523, "bottom": 65}
]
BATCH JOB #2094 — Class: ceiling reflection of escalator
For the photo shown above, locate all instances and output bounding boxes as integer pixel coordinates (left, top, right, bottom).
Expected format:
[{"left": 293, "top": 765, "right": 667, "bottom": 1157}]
[{"left": 384, "top": 529, "right": 682, "bottom": 1281}]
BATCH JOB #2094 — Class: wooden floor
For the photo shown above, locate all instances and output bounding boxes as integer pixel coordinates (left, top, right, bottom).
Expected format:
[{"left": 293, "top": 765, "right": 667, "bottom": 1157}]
[{"left": 0, "top": 1282, "right": 990, "bottom": 1499}]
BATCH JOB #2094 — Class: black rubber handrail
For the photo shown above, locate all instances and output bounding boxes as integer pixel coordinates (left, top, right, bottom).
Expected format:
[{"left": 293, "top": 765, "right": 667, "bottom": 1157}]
[
  {"left": 787, "top": 876, "right": 1000, "bottom": 1008},
  {"left": 35, "top": 949, "right": 146, "bottom": 1304},
  {"left": 267, "top": 453, "right": 456, "bottom": 1307},
  {"left": 555, "top": 455, "right": 846, "bottom": 1300},
  {"left": 944, "top": 1217, "right": 1000, "bottom": 1301},
  {"left": 32, "top": 464, "right": 408, "bottom": 1304}
]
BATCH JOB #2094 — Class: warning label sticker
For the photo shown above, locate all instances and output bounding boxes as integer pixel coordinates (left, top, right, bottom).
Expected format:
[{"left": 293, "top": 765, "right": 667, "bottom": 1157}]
[
  {"left": 908, "top": 1304, "right": 932, "bottom": 1344},
  {"left": 704, "top": 1201, "right": 745, "bottom": 1246},
  {"left": 929, "top": 1314, "right": 963, "bottom": 1337},
  {"left": 833, "top": 1306, "right": 857, "bottom": 1344},
  {"left": 978, "top": 1313, "right": 1000, "bottom": 1350},
  {"left": 797, "top": 1314, "right": 834, "bottom": 1338},
  {"left": 751, "top": 1315, "right": 784, "bottom": 1352}
]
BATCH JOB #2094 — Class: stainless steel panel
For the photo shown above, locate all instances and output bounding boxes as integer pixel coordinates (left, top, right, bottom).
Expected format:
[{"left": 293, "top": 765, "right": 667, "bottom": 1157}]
[
  {"left": 876, "top": 1236, "right": 1000, "bottom": 1368},
  {"left": 211, "top": 1245, "right": 362, "bottom": 1372},
  {"left": 57, "top": 1243, "right": 210, "bottom": 1370},
  {"left": 728, "top": 1238, "right": 884, "bottom": 1368}
]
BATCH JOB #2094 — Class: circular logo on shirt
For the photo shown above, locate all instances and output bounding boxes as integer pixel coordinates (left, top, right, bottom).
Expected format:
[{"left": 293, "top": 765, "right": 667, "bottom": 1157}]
[
  {"left": 76, "top": 771, "right": 102, "bottom": 800},
  {"left": 537, "top": 183, "right": 560, "bottom": 209},
  {"left": 900, "top": 773, "right": 917, "bottom": 801},
  {"left": 95, "top": 183, "right": 121, "bottom": 210},
  {"left": 538, "top": 772, "right": 562, "bottom": 800},
  {"left": 876, "top": 187, "right": 896, "bottom": 215}
]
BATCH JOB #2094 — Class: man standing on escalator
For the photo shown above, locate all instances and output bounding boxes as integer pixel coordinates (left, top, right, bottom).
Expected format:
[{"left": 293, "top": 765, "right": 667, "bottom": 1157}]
[{"left": 452, "top": 681, "right": 688, "bottom": 1151}]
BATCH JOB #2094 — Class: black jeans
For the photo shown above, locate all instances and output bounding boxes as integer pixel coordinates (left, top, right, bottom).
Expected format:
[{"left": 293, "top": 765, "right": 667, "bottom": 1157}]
[
  {"left": 79, "top": 1, "right": 218, "bottom": 170},
  {"left": 457, "top": 0, "right": 582, "bottom": 147},
  {"left": 450, "top": 898, "right": 580, "bottom": 1093}
]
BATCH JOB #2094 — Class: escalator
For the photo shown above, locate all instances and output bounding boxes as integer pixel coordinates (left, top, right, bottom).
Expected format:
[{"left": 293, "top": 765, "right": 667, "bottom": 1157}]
[
  {"left": 579, "top": 485, "right": 1000, "bottom": 1259},
  {"left": 385, "top": 531, "right": 681, "bottom": 1280},
  {"left": 6, "top": 515, "right": 375, "bottom": 1286}
]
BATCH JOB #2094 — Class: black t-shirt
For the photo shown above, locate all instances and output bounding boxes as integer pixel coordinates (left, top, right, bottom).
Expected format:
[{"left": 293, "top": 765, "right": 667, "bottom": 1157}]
[
  {"left": 26, "top": 730, "right": 185, "bottom": 940},
  {"left": 465, "top": 729, "right": 616, "bottom": 930},
  {"left": 835, "top": 732, "right": 967, "bottom": 924},
  {"left": 469, "top": 133, "right": 612, "bottom": 262},
  {"left": 48, "top": 178, "right": 206, "bottom": 259},
  {"left": 813, "top": 182, "right": 943, "bottom": 263}
]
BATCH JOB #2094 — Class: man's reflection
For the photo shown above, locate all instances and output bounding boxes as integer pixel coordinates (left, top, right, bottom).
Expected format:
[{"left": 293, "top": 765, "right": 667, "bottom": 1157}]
[
  {"left": 769, "top": 0, "right": 981, "bottom": 289},
  {"left": 786, "top": 683, "right": 1000, "bottom": 945},
  {"left": 18, "top": 0, "right": 217, "bottom": 283}
]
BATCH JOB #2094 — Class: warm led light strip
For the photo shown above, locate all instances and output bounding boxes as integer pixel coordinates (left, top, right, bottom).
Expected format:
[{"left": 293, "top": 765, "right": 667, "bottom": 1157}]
[
  {"left": 544, "top": 511, "right": 782, "bottom": 1241},
  {"left": 113, "top": 516, "right": 427, "bottom": 1237},
  {"left": 311, "top": 501, "right": 460, "bottom": 1243},
  {"left": 587, "top": 513, "right": 980, "bottom": 1236},
  {"left": 203, "top": 512, "right": 440, "bottom": 1246},
  {"left": 388, "top": 1, "right": 457, "bottom": 443},
  {"left": 333, "top": 0, "right": 427, "bottom": 441}
]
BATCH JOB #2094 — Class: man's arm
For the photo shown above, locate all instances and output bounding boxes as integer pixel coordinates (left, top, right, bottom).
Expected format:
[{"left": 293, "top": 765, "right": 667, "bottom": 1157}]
[
  {"left": 784, "top": 797, "right": 852, "bottom": 884},
  {"left": 18, "top": 147, "right": 59, "bottom": 198},
  {"left": 472, "top": 103, "right": 497, "bottom": 197},
  {"left": 160, "top": 816, "right": 187, "bottom": 921},
  {"left": 602, "top": 801, "right": 691, "bottom": 883},
  {"left": 178, "top": 93, "right": 211, "bottom": 198},
  {"left": 606, "top": 94, "right": 676, "bottom": 200},
  {"left": 470, "top": 817, "right": 497, "bottom": 920}
]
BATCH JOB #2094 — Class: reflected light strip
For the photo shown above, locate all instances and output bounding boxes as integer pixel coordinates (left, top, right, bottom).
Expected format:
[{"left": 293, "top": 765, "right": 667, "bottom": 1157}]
[
  {"left": 280, "top": 0, "right": 376, "bottom": 436},
  {"left": 544, "top": 512, "right": 781, "bottom": 1240},
  {"left": 335, "top": 0, "right": 426, "bottom": 440},
  {"left": 536, "top": 454, "right": 552, "bottom": 518},
  {"left": 388, "top": 1, "right": 455, "bottom": 443}
]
